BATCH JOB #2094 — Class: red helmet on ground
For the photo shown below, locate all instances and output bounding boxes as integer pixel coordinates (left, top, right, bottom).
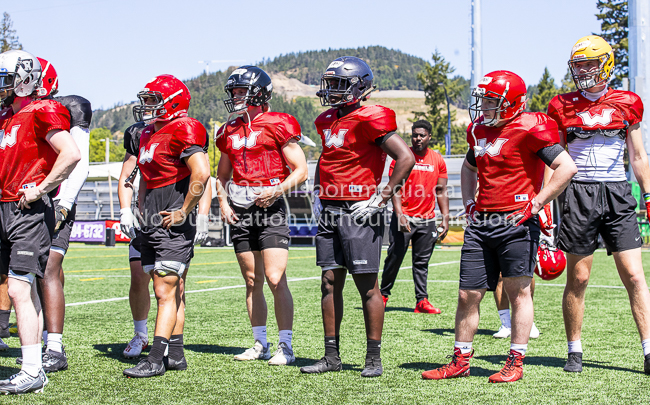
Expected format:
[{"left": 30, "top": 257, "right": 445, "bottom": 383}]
[
  {"left": 469, "top": 70, "right": 527, "bottom": 127},
  {"left": 36, "top": 57, "right": 58, "bottom": 98},
  {"left": 132, "top": 74, "right": 191, "bottom": 123},
  {"left": 535, "top": 240, "right": 566, "bottom": 281}
]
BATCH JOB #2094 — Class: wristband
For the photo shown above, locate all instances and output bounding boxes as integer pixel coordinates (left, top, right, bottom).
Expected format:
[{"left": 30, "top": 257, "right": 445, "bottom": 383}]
[{"left": 643, "top": 193, "right": 650, "bottom": 203}]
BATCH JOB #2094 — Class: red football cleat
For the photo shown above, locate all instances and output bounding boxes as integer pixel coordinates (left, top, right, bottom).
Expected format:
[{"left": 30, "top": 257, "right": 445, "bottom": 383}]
[
  {"left": 382, "top": 295, "right": 388, "bottom": 308},
  {"left": 414, "top": 298, "right": 441, "bottom": 314},
  {"left": 488, "top": 350, "right": 525, "bottom": 383},
  {"left": 422, "top": 348, "right": 474, "bottom": 380}
]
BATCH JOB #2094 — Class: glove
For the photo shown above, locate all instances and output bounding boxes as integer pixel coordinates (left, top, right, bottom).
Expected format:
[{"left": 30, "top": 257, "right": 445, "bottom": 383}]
[
  {"left": 350, "top": 193, "right": 386, "bottom": 222},
  {"left": 312, "top": 189, "right": 322, "bottom": 220},
  {"left": 506, "top": 199, "right": 535, "bottom": 227},
  {"left": 537, "top": 203, "right": 555, "bottom": 237},
  {"left": 194, "top": 214, "right": 209, "bottom": 245},
  {"left": 54, "top": 204, "right": 69, "bottom": 233},
  {"left": 120, "top": 207, "right": 140, "bottom": 240},
  {"left": 464, "top": 199, "right": 477, "bottom": 226},
  {"left": 644, "top": 193, "right": 650, "bottom": 218}
]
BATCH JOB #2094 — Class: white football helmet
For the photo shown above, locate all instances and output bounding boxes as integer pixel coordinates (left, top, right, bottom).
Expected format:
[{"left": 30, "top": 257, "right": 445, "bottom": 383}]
[{"left": 0, "top": 50, "right": 42, "bottom": 100}]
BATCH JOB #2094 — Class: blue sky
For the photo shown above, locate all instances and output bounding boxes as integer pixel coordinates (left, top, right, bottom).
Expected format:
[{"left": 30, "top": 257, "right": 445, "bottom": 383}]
[{"left": 4, "top": 0, "right": 602, "bottom": 110}]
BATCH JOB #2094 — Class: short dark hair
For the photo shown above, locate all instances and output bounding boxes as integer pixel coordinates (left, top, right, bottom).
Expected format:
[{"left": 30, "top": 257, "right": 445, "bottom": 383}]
[{"left": 412, "top": 120, "right": 432, "bottom": 135}]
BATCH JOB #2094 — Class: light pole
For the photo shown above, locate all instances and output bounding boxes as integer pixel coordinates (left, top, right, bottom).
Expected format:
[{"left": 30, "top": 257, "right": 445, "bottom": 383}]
[
  {"left": 100, "top": 138, "right": 119, "bottom": 219},
  {"left": 438, "top": 82, "right": 452, "bottom": 156}
]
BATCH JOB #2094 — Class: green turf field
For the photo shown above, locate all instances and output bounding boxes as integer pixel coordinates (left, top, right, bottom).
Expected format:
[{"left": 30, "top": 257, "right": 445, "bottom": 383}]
[{"left": 1, "top": 245, "right": 649, "bottom": 404}]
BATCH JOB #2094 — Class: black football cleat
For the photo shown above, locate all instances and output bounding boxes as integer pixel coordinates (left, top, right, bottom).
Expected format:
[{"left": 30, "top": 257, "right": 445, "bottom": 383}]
[
  {"left": 164, "top": 356, "right": 187, "bottom": 371},
  {"left": 123, "top": 359, "right": 165, "bottom": 378},
  {"left": 564, "top": 352, "right": 583, "bottom": 373},
  {"left": 42, "top": 349, "right": 68, "bottom": 373},
  {"left": 300, "top": 356, "right": 342, "bottom": 374},
  {"left": 361, "top": 357, "right": 383, "bottom": 377},
  {"left": 644, "top": 354, "right": 650, "bottom": 375}
]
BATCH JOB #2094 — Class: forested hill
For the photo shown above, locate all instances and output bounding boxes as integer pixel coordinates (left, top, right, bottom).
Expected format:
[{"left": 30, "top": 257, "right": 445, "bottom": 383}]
[
  {"left": 260, "top": 46, "right": 427, "bottom": 90},
  {"left": 91, "top": 46, "right": 427, "bottom": 147}
]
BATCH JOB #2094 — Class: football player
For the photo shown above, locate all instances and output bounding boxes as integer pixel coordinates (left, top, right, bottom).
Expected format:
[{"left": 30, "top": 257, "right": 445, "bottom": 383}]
[
  {"left": 123, "top": 75, "right": 210, "bottom": 378},
  {"left": 380, "top": 119, "right": 449, "bottom": 314},
  {"left": 299, "top": 57, "right": 415, "bottom": 377},
  {"left": 32, "top": 57, "right": 91, "bottom": 373},
  {"left": 0, "top": 50, "right": 81, "bottom": 394},
  {"left": 548, "top": 35, "right": 650, "bottom": 373},
  {"left": 119, "top": 116, "right": 211, "bottom": 360},
  {"left": 216, "top": 66, "right": 308, "bottom": 365},
  {"left": 422, "top": 70, "right": 577, "bottom": 383}
]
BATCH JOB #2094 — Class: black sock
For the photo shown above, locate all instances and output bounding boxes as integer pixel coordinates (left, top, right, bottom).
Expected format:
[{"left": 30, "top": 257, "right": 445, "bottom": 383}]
[
  {"left": 366, "top": 339, "right": 381, "bottom": 359},
  {"left": 325, "top": 336, "right": 338, "bottom": 357},
  {"left": 168, "top": 334, "right": 184, "bottom": 360},
  {"left": 335, "top": 335, "right": 340, "bottom": 353},
  {"left": 0, "top": 310, "right": 9, "bottom": 332},
  {"left": 147, "top": 336, "right": 168, "bottom": 364}
]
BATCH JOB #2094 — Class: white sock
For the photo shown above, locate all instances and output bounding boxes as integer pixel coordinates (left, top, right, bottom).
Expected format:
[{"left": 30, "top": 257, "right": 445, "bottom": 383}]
[
  {"left": 279, "top": 330, "right": 293, "bottom": 349},
  {"left": 454, "top": 341, "right": 472, "bottom": 354},
  {"left": 21, "top": 344, "right": 42, "bottom": 377},
  {"left": 511, "top": 343, "right": 527, "bottom": 356},
  {"left": 252, "top": 326, "right": 267, "bottom": 347},
  {"left": 568, "top": 340, "right": 583, "bottom": 354},
  {"left": 642, "top": 339, "right": 650, "bottom": 356},
  {"left": 42, "top": 330, "right": 48, "bottom": 344},
  {"left": 134, "top": 319, "right": 147, "bottom": 335},
  {"left": 498, "top": 309, "right": 511, "bottom": 328},
  {"left": 48, "top": 333, "right": 63, "bottom": 353}
]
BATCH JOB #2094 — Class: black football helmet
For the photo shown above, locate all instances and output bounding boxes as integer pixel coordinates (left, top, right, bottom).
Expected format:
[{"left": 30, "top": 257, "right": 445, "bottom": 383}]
[
  {"left": 223, "top": 66, "right": 273, "bottom": 113},
  {"left": 317, "top": 56, "right": 375, "bottom": 107}
]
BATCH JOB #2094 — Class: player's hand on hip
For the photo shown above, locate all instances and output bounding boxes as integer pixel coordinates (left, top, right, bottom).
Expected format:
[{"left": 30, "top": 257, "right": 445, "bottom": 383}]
[
  {"left": 506, "top": 197, "right": 539, "bottom": 227},
  {"left": 254, "top": 187, "right": 281, "bottom": 208},
  {"left": 220, "top": 204, "right": 239, "bottom": 225},
  {"left": 159, "top": 209, "right": 187, "bottom": 229},
  {"left": 16, "top": 186, "right": 44, "bottom": 210},
  {"left": 350, "top": 194, "right": 385, "bottom": 223},
  {"left": 194, "top": 214, "right": 210, "bottom": 245},
  {"left": 397, "top": 214, "right": 411, "bottom": 232}
]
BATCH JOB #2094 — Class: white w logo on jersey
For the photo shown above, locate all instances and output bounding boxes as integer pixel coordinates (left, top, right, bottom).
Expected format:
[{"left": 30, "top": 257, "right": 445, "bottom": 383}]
[
  {"left": 577, "top": 109, "right": 615, "bottom": 127},
  {"left": 139, "top": 143, "right": 159, "bottom": 164},
  {"left": 230, "top": 131, "right": 261, "bottom": 150},
  {"left": 0, "top": 125, "right": 20, "bottom": 149},
  {"left": 474, "top": 138, "right": 508, "bottom": 157},
  {"left": 323, "top": 129, "right": 348, "bottom": 148}
]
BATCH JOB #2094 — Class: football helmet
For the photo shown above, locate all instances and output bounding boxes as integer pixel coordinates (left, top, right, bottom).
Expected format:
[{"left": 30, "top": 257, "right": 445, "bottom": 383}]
[
  {"left": 132, "top": 74, "right": 191, "bottom": 122},
  {"left": 469, "top": 70, "right": 527, "bottom": 127},
  {"left": 0, "top": 50, "right": 42, "bottom": 103},
  {"left": 36, "top": 57, "right": 59, "bottom": 98},
  {"left": 568, "top": 35, "right": 614, "bottom": 90},
  {"left": 317, "top": 56, "right": 375, "bottom": 107},
  {"left": 223, "top": 66, "right": 273, "bottom": 114},
  {"left": 535, "top": 237, "right": 566, "bottom": 281}
]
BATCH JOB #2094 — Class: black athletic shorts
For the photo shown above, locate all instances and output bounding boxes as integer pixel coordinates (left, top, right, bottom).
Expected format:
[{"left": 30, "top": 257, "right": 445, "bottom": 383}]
[
  {"left": 460, "top": 212, "right": 540, "bottom": 291},
  {"left": 140, "top": 226, "right": 195, "bottom": 269},
  {"left": 316, "top": 200, "right": 385, "bottom": 274},
  {"left": 0, "top": 197, "right": 55, "bottom": 278},
  {"left": 230, "top": 199, "right": 290, "bottom": 254},
  {"left": 558, "top": 180, "right": 642, "bottom": 256},
  {"left": 129, "top": 230, "right": 142, "bottom": 262},
  {"left": 51, "top": 203, "right": 77, "bottom": 253}
]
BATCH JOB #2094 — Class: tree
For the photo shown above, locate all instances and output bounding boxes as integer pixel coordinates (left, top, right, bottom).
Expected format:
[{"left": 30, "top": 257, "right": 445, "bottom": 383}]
[
  {"left": 595, "top": 0, "right": 627, "bottom": 88},
  {"left": 528, "top": 68, "right": 560, "bottom": 112},
  {"left": 89, "top": 127, "right": 126, "bottom": 162},
  {"left": 413, "top": 51, "right": 466, "bottom": 154},
  {"left": 0, "top": 13, "right": 22, "bottom": 52}
]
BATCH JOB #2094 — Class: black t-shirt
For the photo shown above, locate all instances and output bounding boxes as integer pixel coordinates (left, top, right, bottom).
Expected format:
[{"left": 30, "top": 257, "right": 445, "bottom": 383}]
[
  {"left": 54, "top": 95, "right": 92, "bottom": 129},
  {"left": 124, "top": 121, "right": 148, "bottom": 156}
]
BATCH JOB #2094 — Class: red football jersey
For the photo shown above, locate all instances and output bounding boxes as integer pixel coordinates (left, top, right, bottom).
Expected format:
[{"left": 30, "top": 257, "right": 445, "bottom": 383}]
[
  {"left": 138, "top": 117, "right": 207, "bottom": 189},
  {"left": 216, "top": 112, "right": 301, "bottom": 186},
  {"left": 389, "top": 148, "right": 447, "bottom": 219},
  {"left": 0, "top": 100, "right": 71, "bottom": 202},
  {"left": 316, "top": 105, "right": 397, "bottom": 200},
  {"left": 547, "top": 88, "right": 643, "bottom": 139},
  {"left": 467, "top": 112, "right": 559, "bottom": 212}
]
